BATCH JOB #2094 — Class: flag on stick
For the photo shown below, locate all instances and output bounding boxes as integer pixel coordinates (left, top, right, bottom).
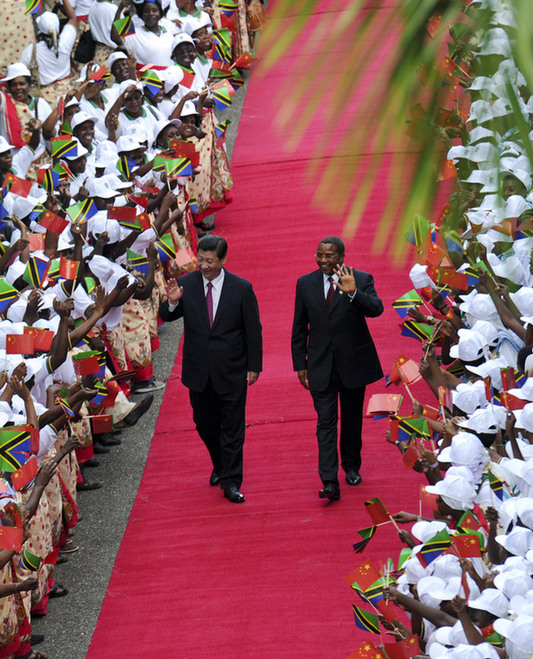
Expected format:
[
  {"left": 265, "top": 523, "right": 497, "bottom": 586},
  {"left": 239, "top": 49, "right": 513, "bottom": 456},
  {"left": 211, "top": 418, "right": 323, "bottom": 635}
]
[
  {"left": 364, "top": 498, "right": 391, "bottom": 525},
  {"left": 352, "top": 605, "right": 380, "bottom": 634},
  {"left": 353, "top": 526, "right": 377, "bottom": 553}
]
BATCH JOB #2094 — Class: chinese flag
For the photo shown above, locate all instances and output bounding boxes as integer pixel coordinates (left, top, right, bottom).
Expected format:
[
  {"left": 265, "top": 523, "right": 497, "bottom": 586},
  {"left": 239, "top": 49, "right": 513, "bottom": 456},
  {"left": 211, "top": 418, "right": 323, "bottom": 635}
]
[
  {"left": 88, "top": 415, "right": 114, "bottom": 434},
  {"left": 11, "top": 456, "right": 38, "bottom": 491},
  {"left": 126, "top": 194, "right": 149, "bottom": 210},
  {"left": 137, "top": 212, "right": 152, "bottom": 231},
  {"left": 28, "top": 233, "right": 45, "bottom": 252},
  {"left": 421, "top": 485, "right": 439, "bottom": 512},
  {"left": 452, "top": 533, "right": 482, "bottom": 558},
  {"left": 170, "top": 141, "right": 200, "bottom": 168},
  {"left": 59, "top": 258, "right": 79, "bottom": 280},
  {"left": 500, "top": 367, "right": 516, "bottom": 392},
  {"left": 438, "top": 269, "right": 468, "bottom": 291},
  {"left": 24, "top": 326, "right": 54, "bottom": 352},
  {"left": 402, "top": 443, "right": 420, "bottom": 470},
  {"left": 5, "top": 334, "right": 34, "bottom": 355},
  {"left": 90, "top": 65, "right": 107, "bottom": 81},
  {"left": 383, "top": 635, "right": 421, "bottom": 659},
  {"left": 345, "top": 560, "right": 382, "bottom": 591},
  {"left": 3, "top": 172, "right": 32, "bottom": 198},
  {"left": 72, "top": 353, "right": 102, "bottom": 376},
  {"left": 233, "top": 52, "right": 256, "bottom": 69},
  {"left": 0, "top": 526, "right": 23, "bottom": 551},
  {"left": 439, "top": 159, "right": 458, "bottom": 181},
  {"left": 500, "top": 392, "right": 526, "bottom": 411},
  {"left": 108, "top": 206, "right": 137, "bottom": 223},
  {"left": 347, "top": 641, "right": 386, "bottom": 658},
  {"left": 364, "top": 497, "right": 391, "bottom": 525},
  {"left": 39, "top": 210, "right": 69, "bottom": 235}
]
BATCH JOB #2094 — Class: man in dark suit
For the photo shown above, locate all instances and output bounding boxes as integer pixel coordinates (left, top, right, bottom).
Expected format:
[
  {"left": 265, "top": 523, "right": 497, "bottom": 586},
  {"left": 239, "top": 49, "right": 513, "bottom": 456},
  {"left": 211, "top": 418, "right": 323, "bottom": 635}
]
[
  {"left": 159, "top": 235, "right": 262, "bottom": 503},
  {"left": 291, "top": 236, "right": 383, "bottom": 501}
]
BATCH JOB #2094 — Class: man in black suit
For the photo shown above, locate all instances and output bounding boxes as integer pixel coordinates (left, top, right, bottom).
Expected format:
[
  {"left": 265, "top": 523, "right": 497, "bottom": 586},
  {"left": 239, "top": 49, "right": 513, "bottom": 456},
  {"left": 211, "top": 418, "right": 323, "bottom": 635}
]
[
  {"left": 291, "top": 236, "right": 383, "bottom": 501},
  {"left": 159, "top": 235, "right": 262, "bottom": 503}
]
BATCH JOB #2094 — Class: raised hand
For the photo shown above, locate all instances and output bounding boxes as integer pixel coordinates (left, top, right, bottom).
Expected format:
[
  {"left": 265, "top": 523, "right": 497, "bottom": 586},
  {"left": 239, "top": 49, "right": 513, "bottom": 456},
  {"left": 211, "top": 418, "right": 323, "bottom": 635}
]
[
  {"left": 167, "top": 278, "right": 184, "bottom": 304},
  {"left": 332, "top": 264, "right": 356, "bottom": 295}
]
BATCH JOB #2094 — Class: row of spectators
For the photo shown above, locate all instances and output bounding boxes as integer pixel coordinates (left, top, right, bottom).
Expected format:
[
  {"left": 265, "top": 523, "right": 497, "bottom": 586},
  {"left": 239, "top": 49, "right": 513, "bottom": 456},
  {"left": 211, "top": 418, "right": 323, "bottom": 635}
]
[
  {"left": 349, "top": 1, "right": 533, "bottom": 658},
  {"left": 0, "top": 0, "right": 259, "bottom": 656}
]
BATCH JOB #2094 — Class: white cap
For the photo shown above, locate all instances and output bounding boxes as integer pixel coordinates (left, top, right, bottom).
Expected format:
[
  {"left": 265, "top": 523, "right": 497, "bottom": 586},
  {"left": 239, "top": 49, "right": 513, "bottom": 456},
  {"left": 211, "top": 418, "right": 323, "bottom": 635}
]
[
  {"left": 493, "top": 571, "right": 533, "bottom": 599},
  {"left": 153, "top": 118, "right": 182, "bottom": 144},
  {"left": 452, "top": 381, "right": 486, "bottom": 415},
  {"left": 86, "top": 177, "right": 117, "bottom": 199},
  {"left": 161, "top": 66, "right": 184, "bottom": 92},
  {"left": 514, "top": 403, "right": 533, "bottom": 432},
  {"left": 468, "top": 588, "right": 510, "bottom": 618},
  {"left": 495, "top": 527, "right": 533, "bottom": 558},
  {"left": 0, "top": 136, "right": 15, "bottom": 154},
  {"left": 0, "top": 62, "right": 31, "bottom": 83},
  {"left": 171, "top": 33, "right": 195, "bottom": 52},
  {"left": 180, "top": 100, "right": 199, "bottom": 118},
  {"left": 183, "top": 14, "right": 213, "bottom": 36},
  {"left": 494, "top": 615, "right": 533, "bottom": 657},
  {"left": 108, "top": 51, "right": 128, "bottom": 72},
  {"left": 116, "top": 135, "right": 142, "bottom": 153},
  {"left": 71, "top": 111, "right": 98, "bottom": 131},
  {"left": 465, "top": 356, "right": 508, "bottom": 391},
  {"left": 438, "top": 430, "right": 487, "bottom": 465},
  {"left": 425, "top": 472, "right": 477, "bottom": 511},
  {"left": 449, "top": 328, "right": 487, "bottom": 362},
  {"left": 506, "top": 379, "right": 533, "bottom": 402},
  {"left": 118, "top": 80, "right": 143, "bottom": 97},
  {"left": 35, "top": 11, "right": 60, "bottom": 34},
  {"left": 510, "top": 287, "right": 533, "bottom": 316}
]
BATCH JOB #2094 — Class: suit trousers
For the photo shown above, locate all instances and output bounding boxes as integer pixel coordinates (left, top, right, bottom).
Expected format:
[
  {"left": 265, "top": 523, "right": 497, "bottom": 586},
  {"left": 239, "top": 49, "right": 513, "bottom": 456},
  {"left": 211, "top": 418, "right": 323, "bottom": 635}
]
[
  {"left": 189, "top": 378, "right": 247, "bottom": 489},
  {"left": 310, "top": 361, "right": 366, "bottom": 485}
]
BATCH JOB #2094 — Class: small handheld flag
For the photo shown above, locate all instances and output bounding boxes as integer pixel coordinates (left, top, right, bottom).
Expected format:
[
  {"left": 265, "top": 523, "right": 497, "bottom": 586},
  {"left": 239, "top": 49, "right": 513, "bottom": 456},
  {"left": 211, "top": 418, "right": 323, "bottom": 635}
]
[
  {"left": 5, "top": 334, "right": 34, "bottom": 355},
  {"left": 114, "top": 16, "right": 135, "bottom": 36},
  {"left": 364, "top": 497, "right": 391, "bottom": 525},
  {"left": 353, "top": 526, "right": 377, "bottom": 553},
  {"left": 20, "top": 549, "right": 42, "bottom": 571},
  {"left": 23, "top": 257, "right": 50, "bottom": 288}
]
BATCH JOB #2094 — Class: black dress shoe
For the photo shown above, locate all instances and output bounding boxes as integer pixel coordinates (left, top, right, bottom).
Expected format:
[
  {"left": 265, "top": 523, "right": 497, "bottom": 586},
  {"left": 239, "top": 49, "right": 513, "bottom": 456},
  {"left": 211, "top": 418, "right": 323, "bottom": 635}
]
[
  {"left": 209, "top": 470, "right": 221, "bottom": 486},
  {"left": 224, "top": 487, "right": 245, "bottom": 503},
  {"left": 319, "top": 483, "right": 340, "bottom": 501},
  {"left": 83, "top": 457, "right": 100, "bottom": 468},
  {"left": 93, "top": 444, "right": 110, "bottom": 454},
  {"left": 346, "top": 469, "right": 362, "bottom": 486},
  {"left": 96, "top": 433, "right": 121, "bottom": 446},
  {"left": 123, "top": 394, "right": 154, "bottom": 426}
]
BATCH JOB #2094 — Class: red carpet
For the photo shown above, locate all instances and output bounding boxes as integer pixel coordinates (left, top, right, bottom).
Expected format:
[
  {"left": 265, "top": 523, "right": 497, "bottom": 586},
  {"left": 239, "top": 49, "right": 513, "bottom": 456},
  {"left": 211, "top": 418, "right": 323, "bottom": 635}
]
[{"left": 87, "top": 2, "right": 442, "bottom": 657}]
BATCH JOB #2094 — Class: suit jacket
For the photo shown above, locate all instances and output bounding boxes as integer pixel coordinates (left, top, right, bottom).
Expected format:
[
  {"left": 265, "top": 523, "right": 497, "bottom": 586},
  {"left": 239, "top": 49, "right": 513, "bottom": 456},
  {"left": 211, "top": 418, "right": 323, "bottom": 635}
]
[
  {"left": 159, "top": 269, "right": 263, "bottom": 394},
  {"left": 291, "top": 268, "right": 383, "bottom": 391}
]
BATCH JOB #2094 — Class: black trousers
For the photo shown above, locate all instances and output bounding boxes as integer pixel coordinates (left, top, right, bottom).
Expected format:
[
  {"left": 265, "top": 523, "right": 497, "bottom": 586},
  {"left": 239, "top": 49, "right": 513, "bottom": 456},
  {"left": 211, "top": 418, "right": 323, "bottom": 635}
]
[
  {"left": 189, "top": 378, "right": 247, "bottom": 489},
  {"left": 310, "top": 362, "right": 366, "bottom": 485}
]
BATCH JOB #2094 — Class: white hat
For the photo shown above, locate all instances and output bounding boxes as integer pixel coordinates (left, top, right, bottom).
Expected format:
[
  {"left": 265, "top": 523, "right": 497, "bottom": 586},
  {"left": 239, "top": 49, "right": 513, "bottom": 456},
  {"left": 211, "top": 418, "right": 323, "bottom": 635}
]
[
  {"left": 468, "top": 99, "right": 493, "bottom": 125},
  {"left": 449, "top": 328, "right": 487, "bottom": 362},
  {"left": 478, "top": 27, "right": 512, "bottom": 58},
  {"left": 118, "top": 80, "right": 143, "bottom": 97},
  {"left": 507, "top": 379, "right": 533, "bottom": 402},
  {"left": 471, "top": 319, "right": 499, "bottom": 348},
  {"left": 108, "top": 51, "right": 128, "bottom": 72},
  {"left": 171, "top": 33, "right": 195, "bottom": 52},
  {"left": 452, "top": 381, "right": 487, "bottom": 415},
  {"left": 425, "top": 472, "right": 477, "bottom": 511},
  {"left": 91, "top": 215, "right": 121, "bottom": 243},
  {"left": 0, "top": 62, "right": 31, "bottom": 83},
  {"left": 411, "top": 520, "right": 448, "bottom": 543},
  {"left": 161, "top": 66, "right": 184, "bottom": 92},
  {"left": 86, "top": 177, "right": 117, "bottom": 199},
  {"left": 503, "top": 459, "right": 533, "bottom": 496},
  {"left": 495, "top": 527, "right": 533, "bottom": 558},
  {"left": 468, "top": 588, "right": 510, "bottom": 618},
  {"left": 465, "top": 356, "right": 507, "bottom": 390},
  {"left": 457, "top": 407, "right": 503, "bottom": 434},
  {"left": 513, "top": 403, "right": 533, "bottom": 432},
  {"left": 71, "top": 111, "right": 98, "bottom": 131},
  {"left": 153, "top": 118, "right": 182, "bottom": 144},
  {"left": 35, "top": 11, "right": 60, "bottom": 34},
  {"left": 116, "top": 135, "right": 142, "bottom": 153},
  {"left": 459, "top": 293, "right": 498, "bottom": 321},
  {"left": 493, "top": 614, "right": 533, "bottom": 654},
  {"left": 515, "top": 498, "right": 533, "bottom": 530},
  {"left": 183, "top": 14, "right": 213, "bottom": 36},
  {"left": 180, "top": 100, "right": 200, "bottom": 118},
  {"left": 492, "top": 97, "right": 514, "bottom": 118},
  {"left": 438, "top": 431, "right": 487, "bottom": 465},
  {"left": 510, "top": 287, "right": 533, "bottom": 316},
  {"left": 494, "top": 570, "right": 533, "bottom": 601},
  {"left": 0, "top": 136, "right": 15, "bottom": 154},
  {"left": 76, "top": 62, "right": 102, "bottom": 84}
]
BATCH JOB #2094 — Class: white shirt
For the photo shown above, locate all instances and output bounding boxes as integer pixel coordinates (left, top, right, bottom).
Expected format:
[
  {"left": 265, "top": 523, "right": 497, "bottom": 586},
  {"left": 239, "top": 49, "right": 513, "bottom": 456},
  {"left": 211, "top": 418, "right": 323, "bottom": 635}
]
[
  {"left": 202, "top": 268, "right": 224, "bottom": 319},
  {"left": 21, "top": 24, "right": 77, "bottom": 86}
]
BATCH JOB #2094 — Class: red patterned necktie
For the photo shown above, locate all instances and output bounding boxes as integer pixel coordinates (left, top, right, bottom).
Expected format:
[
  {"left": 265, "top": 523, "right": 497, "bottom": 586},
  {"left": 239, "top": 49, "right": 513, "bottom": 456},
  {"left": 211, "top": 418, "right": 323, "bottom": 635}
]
[
  {"left": 206, "top": 281, "right": 214, "bottom": 326},
  {"left": 326, "top": 276, "right": 335, "bottom": 307}
]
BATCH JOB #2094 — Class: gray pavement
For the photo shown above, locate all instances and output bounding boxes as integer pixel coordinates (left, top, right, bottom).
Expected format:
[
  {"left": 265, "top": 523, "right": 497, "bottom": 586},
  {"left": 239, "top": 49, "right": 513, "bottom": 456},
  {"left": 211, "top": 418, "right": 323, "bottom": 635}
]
[{"left": 32, "top": 70, "right": 251, "bottom": 658}]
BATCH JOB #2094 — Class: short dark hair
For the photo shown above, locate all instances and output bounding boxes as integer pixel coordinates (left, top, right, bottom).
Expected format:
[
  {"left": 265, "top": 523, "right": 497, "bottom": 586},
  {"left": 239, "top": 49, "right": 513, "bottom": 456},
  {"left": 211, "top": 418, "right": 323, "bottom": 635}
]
[
  {"left": 198, "top": 235, "right": 228, "bottom": 259},
  {"left": 318, "top": 236, "right": 345, "bottom": 255},
  {"left": 137, "top": 0, "right": 166, "bottom": 18}
]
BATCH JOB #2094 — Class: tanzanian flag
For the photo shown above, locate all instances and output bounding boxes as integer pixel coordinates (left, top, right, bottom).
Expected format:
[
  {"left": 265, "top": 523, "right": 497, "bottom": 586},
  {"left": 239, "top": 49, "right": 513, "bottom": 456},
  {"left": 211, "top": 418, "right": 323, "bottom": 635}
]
[
  {"left": 230, "top": 69, "right": 244, "bottom": 90},
  {"left": 393, "top": 416, "right": 431, "bottom": 441},
  {"left": 25, "top": 0, "right": 42, "bottom": 14},
  {"left": 405, "top": 214, "right": 430, "bottom": 247},
  {"left": 215, "top": 119, "right": 230, "bottom": 139},
  {"left": 53, "top": 161, "right": 75, "bottom": 181},
  {"left": 417, "top": 528, "right": 452, "bottom": 567},
  {"left": 486, "top": 470, "right": 504, "bottom": 501},
  {"left": 57, "top": 397, "right": 75, "bottom": 418},
  {"left": 392, "top": 290, "right": 423, "bottom": 318},
  {"left": 66, "top": 199, "right": 97, "bottom": 223},
  {"left": 352, "top": 605, "right": 380, "bottom": 634},
  {"left": 0, "top": 279, "right": 18, "bottom": 315},
  {"left": 213, "top": 28, "right": 232, "bottom": 53},
  {"left": 117, "top": 155, "right": 137, "bottom": 180},
  {"left": 20, "top": 549, "right": 42, "bottom": 571},
  {"left": 37, "top": 167, "right": 61, "bottom": 193},
  {"left": 51, "top": 136, "right": 79, "bottom": 159},
  {"left": 188, "top": 195, "right": 198, "bottom": 214},
  {"left": 0, "top": 427, "right": 32, "bottom": 472},
  {"left": 353, "top": 526, "right": 377, "bottom": 553},
  {"left": 401, "top": 320, "right": 435, "bottom": 342},
  {"left": 23, "top": 257, "right": 50, "bottom": 288},
  {"left": 155, "top": 233, "right": 176, "bottom": 262},
  {"left": 141, "top": 69, "right": 163, "bottom": 96},
  {"left": 127, "top": 249, "right": 149, "bottom": 275},
  {"left": 91, "top": 381, "right": 109, "bottom": 406},
  {"left": 114, "top": 16, "right": 135, "bottom": 37}
]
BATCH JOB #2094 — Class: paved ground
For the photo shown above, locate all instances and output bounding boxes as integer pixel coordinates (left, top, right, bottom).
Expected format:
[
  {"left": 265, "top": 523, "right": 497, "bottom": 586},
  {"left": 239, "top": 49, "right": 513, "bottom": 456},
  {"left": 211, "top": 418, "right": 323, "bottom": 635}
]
[{"left": 32, "top": 70, "right": 251, "bottom": 658}]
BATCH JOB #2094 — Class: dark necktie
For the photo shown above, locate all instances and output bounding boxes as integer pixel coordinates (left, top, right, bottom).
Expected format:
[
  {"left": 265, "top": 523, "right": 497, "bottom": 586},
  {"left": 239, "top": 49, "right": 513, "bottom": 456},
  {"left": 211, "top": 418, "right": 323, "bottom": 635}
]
[
  {"left": 206, "top": 281, "right": 214, "bottom": 326},
  {"left": 326, "top": 276, "right": 335, "bottom": 307}
]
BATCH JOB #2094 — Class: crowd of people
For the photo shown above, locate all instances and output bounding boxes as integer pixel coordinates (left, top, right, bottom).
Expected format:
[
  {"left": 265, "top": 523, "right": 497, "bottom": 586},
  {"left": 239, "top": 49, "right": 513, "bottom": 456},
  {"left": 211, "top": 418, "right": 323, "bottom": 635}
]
[
  {"left": 348, "top": 2, "right": 533, "bottom": 658},
  {"left": 0, "top": 0, "right": 261, "bottom": 656}
]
